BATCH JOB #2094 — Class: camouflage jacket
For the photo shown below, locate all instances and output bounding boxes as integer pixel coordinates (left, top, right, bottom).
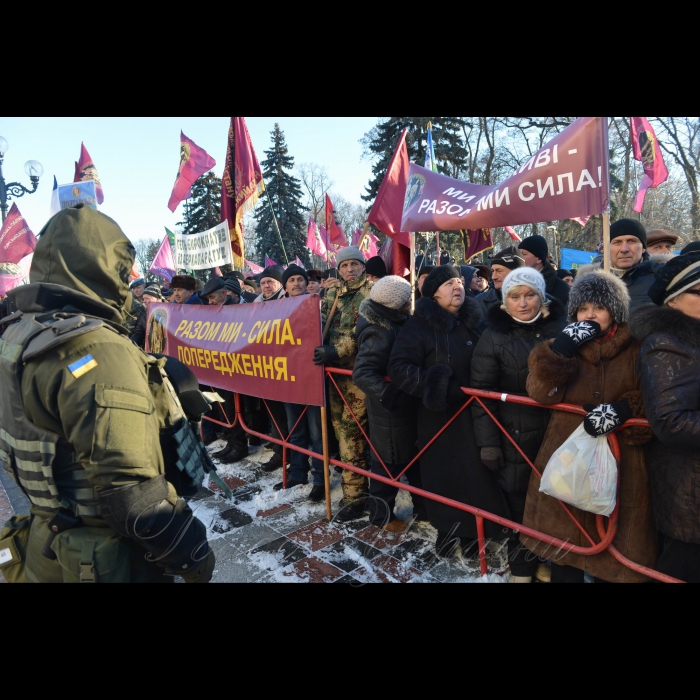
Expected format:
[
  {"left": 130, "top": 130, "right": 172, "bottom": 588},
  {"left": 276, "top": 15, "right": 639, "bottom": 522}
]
[
  {"left": 123, "top": 296, "right": 146, "bottom": 336},
  {"left": 321, "top": 274, "right": 372, "bottom": 369}
]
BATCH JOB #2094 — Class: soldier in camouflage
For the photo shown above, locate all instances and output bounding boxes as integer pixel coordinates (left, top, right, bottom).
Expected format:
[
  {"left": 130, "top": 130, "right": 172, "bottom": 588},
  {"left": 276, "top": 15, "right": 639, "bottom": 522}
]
[
  {"left": 314, "top": 246, "right": 373, "bottom": 522},
  {"left": 0, "top": 205, "right": 214, "bottom": 584}
]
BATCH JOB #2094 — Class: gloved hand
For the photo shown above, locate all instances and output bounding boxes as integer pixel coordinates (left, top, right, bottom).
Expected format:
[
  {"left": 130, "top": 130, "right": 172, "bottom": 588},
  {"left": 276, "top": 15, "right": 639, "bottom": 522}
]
[
  {"left": 582, "top": 401, "right": 633, "bottom": 437},
  {"left": 480, "top": 446, "right": 505, "bottom": 471},
  {"left": 313, "top": 345, "right": 339, "bottom": 366},
  {"left": 550, "top": 321, "right": 602, "bottom": 358},
  {"left": 181, "top": 548, "right": 215, "bottom": 584}
]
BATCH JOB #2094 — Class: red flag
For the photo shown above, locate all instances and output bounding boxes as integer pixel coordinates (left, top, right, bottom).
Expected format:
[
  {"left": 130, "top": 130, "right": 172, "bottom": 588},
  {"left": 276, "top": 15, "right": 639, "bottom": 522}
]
[
  {"left": 460, "top": 228, "right": 494, "bottom": 262},
  {"left": 325, "top": 194, "right": 347, "bottom": 247},
  {"left": 631, "top": 117, "right": 669, "bottom": 213},
  {"left": 168, "top": 132, "right": 216, "bottom": 213},
  {"left": 75, "top": 143, "right": 104, "bottom": 205},
  {"left": 504, "top": 226, "right": 522, "bottom": 242},
  {"left": 0, "top": 203, "right": 37, "bottom": 264},
  {"left": 222, "top": 117, "right": 265, "bottom": 268},
  {"left": 367, "top": 129, "right": 412, "bottom": 249}
]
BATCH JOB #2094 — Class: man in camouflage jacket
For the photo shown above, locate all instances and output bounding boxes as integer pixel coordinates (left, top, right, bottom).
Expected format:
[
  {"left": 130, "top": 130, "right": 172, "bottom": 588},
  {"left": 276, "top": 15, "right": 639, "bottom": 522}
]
[{"left": 314, "top": 246, "right": 372, "bottom": 520}]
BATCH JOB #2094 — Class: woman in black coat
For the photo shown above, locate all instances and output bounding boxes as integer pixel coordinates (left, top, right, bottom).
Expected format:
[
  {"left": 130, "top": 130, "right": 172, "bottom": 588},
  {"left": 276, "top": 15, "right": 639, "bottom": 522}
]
[
  {"left": 389, "top": 266, "right": 511, "bottom": 558},
  {"left": 353, "top": 277, "right": 426, "bottom": 532},
  {"left": 470, "top": 268, "right": 566, "bottom": 582},
  {"left": 631, "top": 252, "right": 700, "bottom": 582}
]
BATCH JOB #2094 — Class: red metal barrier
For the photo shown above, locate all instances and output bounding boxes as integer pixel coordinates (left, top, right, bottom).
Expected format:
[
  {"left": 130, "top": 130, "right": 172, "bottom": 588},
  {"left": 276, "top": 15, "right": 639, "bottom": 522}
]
[{"left": 203, "top": 371, "right": 684, "bottom": 584}]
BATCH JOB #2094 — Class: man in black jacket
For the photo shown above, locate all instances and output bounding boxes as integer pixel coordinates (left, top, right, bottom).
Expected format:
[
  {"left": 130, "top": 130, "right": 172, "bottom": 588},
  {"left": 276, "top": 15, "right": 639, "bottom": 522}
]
[{"left": 518, "top": 235, "right": 570, "bottom": 306}]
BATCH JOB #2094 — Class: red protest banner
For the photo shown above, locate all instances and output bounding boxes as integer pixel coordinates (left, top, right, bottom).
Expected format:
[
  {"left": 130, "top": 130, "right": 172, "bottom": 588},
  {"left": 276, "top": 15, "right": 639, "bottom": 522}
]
[
  {"left": 146, "top": 295, "right": 325, "bottom": 407},
  {"left": 402, "top": 117, "right": 609, "bottom": 232}
]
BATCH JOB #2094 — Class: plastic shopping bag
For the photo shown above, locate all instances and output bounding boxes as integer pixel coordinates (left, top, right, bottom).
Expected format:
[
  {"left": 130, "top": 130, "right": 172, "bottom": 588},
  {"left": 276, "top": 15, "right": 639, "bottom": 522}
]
[{"left": 539, "top": 424, "right": 618, "bottom": 517}]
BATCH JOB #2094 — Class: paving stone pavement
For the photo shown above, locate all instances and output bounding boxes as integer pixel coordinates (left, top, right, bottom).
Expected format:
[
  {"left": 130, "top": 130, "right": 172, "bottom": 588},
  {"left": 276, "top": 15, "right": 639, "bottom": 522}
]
[{"left": 0, "top": 441, "right": 511, "bottom": 584}]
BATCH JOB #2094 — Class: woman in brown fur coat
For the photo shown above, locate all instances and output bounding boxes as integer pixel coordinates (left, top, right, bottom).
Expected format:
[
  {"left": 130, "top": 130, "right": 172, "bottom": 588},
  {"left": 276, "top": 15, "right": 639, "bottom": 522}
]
[{"left": 520, "top": 269, "right": 657, "bottom": 583}]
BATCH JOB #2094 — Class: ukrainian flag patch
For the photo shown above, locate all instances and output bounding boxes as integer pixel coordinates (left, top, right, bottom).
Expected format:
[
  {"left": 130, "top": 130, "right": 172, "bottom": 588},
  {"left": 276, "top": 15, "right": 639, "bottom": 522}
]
[{"left": 68, "top": 355, "right": 98, "bottom": 379}]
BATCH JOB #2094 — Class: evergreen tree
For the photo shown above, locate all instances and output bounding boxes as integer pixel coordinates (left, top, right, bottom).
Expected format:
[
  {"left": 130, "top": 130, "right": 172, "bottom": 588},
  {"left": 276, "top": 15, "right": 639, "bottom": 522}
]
[
  {"left": 176, "top": 171, "right": 223, "bottom": 281},
  {"left": 177, "top": 171, "right": 222, "bottom": 236},
  {"left": 362, "top": 117, "right": 468, "bottom": 203},
  {"left": 254, "top": 123, "right": 307, "bottom": 266}
]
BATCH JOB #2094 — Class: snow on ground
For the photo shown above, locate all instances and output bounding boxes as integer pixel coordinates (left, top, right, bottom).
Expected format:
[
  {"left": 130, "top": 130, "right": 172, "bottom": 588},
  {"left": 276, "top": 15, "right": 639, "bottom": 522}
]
[{"left": 192, "top": 440, "right": 510, "bottom": 584}]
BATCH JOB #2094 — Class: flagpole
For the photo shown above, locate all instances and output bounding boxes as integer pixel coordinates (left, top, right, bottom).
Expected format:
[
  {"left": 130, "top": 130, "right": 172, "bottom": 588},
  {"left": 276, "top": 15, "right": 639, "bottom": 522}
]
[
  {"left": 356, "top": 222, "right": 371, "bottom": 254},
  {"left": 264, "top": 184, "right": 289, "bottom": 265},
  {"left": 603, "top": 209, "right": 611, "bottom": 273},
  {"left": 436, "top": 232, "right": 441, "bottom": 266},
  {"left": 410, "top": 232, "right": 416, "bottom": 313}
]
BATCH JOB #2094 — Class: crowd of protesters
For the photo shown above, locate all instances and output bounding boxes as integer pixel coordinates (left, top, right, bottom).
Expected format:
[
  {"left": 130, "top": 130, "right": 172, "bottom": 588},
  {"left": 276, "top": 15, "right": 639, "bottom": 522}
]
[{"left": 2, "top": 220, "right": 699, "bottom": 583}]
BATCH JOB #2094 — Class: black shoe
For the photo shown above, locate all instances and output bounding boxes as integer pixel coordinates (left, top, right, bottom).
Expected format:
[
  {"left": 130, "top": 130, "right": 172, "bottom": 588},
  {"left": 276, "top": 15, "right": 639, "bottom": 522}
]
[
  {"left": 308, "top": 484, "right": 325, "bottom": 503},
  {"left": 260, "top": 453, "right": 283, "bottom": 472},
  {"left": 273, "top": 479, "right": 308, "bottom": 492},
  {"left": 212, "top": 442, "right": 235, "bottom": 460},
  {"left": 202, "top": 434, "right": 218, "bottom": 446},
  {"left": 248, "top": 436, "right": 261, "bottom": 447},
  {"left": 219, "top": 447, "right": 249, "bottom": 464},
  {"left": 334, "top": 499, "right": 366, "bottom": 523}
]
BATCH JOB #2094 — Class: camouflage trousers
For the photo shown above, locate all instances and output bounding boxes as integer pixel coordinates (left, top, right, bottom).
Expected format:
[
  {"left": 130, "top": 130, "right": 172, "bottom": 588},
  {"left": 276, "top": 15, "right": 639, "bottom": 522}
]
[{"left": 329, "top": 375, "right": 369, "bottom": 501}]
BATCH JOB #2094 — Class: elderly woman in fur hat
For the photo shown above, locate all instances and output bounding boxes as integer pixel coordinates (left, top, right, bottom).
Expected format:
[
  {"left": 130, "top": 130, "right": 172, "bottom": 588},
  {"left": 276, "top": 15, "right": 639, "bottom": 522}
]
[
  {"left": 470, "top": 268, "right": 567, "bottom": 582},
  {"left": 389, "top": 266, "right": 511, "bottom": 560},
  {"left": 631, "top": 252, "right": 700, "bottom": 582},
  {"left": 520, "top": 268, "right": 657, "bottom": 583}
]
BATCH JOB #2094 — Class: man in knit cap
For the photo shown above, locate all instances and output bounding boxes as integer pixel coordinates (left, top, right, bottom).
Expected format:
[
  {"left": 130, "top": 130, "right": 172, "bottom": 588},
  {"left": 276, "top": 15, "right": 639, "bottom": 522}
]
[
  {"left": 476, "top": 246, "right": 525, "bottom": 318},
  {"left": 314, "top": 246, "right": 372, "bottom": 521},
  {"left": 365, "top": 255, "right": 387, "bottom": 283},
  {"left": 518, "top": 235, "right": 570, "bottom": 306},
  {"left": 597, "top": 218, "right": 659, "bottom": 311},
  {"left": 254, "top": 266, "right": 286, "bottom": 303}
]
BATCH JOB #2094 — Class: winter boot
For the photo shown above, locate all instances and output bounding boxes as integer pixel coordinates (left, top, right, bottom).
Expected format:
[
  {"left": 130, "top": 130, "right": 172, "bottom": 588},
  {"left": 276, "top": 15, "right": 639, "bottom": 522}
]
[
  {"left": 334, "top": 499, "right": 366, "bottom": 523},
  {"left": 219, "top": 447, "right": 249, "bottom": 464},
  {"left": 260, "top": 453, "right": 283, "bottom": 472},
  {"left": 211, "top": 442, "right": 235, "bottom": 460},
  {"left": 308, "top": 485, "right": 325, "bottom": 503},
  {"left": 383, "top": 519, "right": 410, "bottom": 534}
]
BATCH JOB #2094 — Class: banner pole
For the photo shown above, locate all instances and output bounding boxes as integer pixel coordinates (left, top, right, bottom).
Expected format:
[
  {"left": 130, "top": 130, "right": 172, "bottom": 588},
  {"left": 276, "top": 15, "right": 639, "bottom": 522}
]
[
  {"left": 356, "top": 222, "right": 371, "bottom": 255},
  {"left": 321, "top": 405, "right": 332, "bottom": 521},
  {"left": 410, "top": 232, "right": 416, "bottom": 313},
  {"left": 264, "top": 182, "right": 290, "bottom": 265},
  {"left": 603, "top": 210, "right": 611, "bottom": 273},
  {"left": 436, "top": 232, "right": 441, "bottom": 266}
]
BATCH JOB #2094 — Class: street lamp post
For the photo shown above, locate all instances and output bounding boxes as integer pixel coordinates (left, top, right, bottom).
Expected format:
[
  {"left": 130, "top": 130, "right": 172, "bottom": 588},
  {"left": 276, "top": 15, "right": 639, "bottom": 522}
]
[{"left": 0, "top": 135, "right": 44, "bottom": 224}]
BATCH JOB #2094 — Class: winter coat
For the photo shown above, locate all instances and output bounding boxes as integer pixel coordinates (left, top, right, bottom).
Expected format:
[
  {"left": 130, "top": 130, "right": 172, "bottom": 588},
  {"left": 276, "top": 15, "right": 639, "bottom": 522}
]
[
  {"left": 470, "top": 300, "right": 567, "bottom": 494},
  {"left": 388, "top": 296, "right": 511, "bottom": 540},
  {"left": 541, "top": 261, "right": 570, "bottom": 306},
  {"left": 353, "top": 299, "right": 417, "bottom": 466},
  {"left": 621, "top": 257, "right": 659, "bottom": 311},
  {"left": 185, "top": 293, "right": 203, "bottom": 305},
  {"left": 520, "top": 324, "right": 657, "bottom": 583},
  {"left": 475, "top": 286, "right": 501, "bottom": 317},
  {"left": 321, "top": 274, "right": 373, "bottom": 370},
  {"left": 631, "top": 305, "right": 700, "bottom": 545},
  {"left": 129, "top": 303, "right": 148, "bottom": 349}
]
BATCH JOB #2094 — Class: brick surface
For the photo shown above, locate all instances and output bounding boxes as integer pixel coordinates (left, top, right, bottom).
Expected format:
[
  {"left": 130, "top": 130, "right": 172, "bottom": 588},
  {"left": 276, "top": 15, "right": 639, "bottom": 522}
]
[
  {"left": 283, "top": 556, "right": 344, "bottom": 583},
  {"left": 287, "top": 520, "right": 345, "bottom": 553}
]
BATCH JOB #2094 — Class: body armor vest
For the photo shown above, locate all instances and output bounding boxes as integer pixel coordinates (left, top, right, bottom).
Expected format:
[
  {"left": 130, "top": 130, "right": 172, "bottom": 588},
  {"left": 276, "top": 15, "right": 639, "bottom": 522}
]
[{"left": 0, "top": 312, "right": 109, "bottom": 518}]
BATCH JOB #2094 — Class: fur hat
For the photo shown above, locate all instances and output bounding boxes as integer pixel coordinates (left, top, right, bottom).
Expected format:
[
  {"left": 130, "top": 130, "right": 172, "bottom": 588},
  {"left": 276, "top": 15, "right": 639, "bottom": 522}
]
[
  {"left": 474, "top": 264, "right": 491, "bottom": 283},
  {"left": 307, "top": 269, "right": 323, "bottom": 282},
  {"left": 365, "top": 256, "right": 387, "bottom": 279},
  {"left": 610, "top": 218, "right": 647, "bottom": 248},
  {"left": 501, "top": 268, "right": 546, "bottom": 304},
  {"left": 567, "top": 269, "right": 630, "bottom": 324},
  {"left": 171, "top": 275, "right": 197, "bottom": 291},
  {"left": 370, "top": 275, "right": 412, "bottom": 310},
  {"left": 648, "top": 251, "right": 700, "bottom": 306},
  {"left": 422, "top": 265, "right": 461, "bottom": 300},
  {"left": 282, "top": 264, "right": 308, "bottom": 289},
  {"left": 518, "top": 235, "right": 549, "bottom": 263},
  {"left": 336, "top": 246, "right": 365, "bottom": 267},
  {"left": 260, "top": 266, "right": 283, "bottom": 284}
]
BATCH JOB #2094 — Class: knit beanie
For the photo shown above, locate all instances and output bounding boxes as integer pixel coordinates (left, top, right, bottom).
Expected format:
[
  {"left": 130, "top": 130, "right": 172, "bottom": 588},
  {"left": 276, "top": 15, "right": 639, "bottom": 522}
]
[
  {"left": 567, "top": 269, "right": 630, "bottom": 324},
  {"left": 224, "top": 278, "right": 242, "bottom": 297},
  {"left": 556, "top": 268, "right": 574, "bottom": 280},
  {"left": 501, "top": 268, "right": 546, "bottom": 304},
  {"left": 610, "top": 218, "right": 647, "bottom": 248},
  {"left": 518, "top": 235, "right": 549, "bottom": 263},
  {"left": 143, "top": 284, "right": 164, "bottom": 300},
  {"left": 681, "top": 241, "right": 700, "bottom": 256},
  {"left": 260, "top": 266, "right": 283, "bottom": 284},
  {"left": 648, "top": 251, "right": 700, "bottom": 306},
  {"left": 365, "top": 256, "right": 387, "bottom": 279},
  {"left": 490, "top": 246, "right": 525, "bottom": 271},
  {"left": 336, "top": 246, "right": 365, "bottom": 267},
  {"left": 422, "top": 265, "right": 461, "bottom": 300},
  {"left": 282, "top": 264, "right": 308, "bottom": 289},
  {"left": 370, "top": 275, "right": 412, "bottom": 310}
]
